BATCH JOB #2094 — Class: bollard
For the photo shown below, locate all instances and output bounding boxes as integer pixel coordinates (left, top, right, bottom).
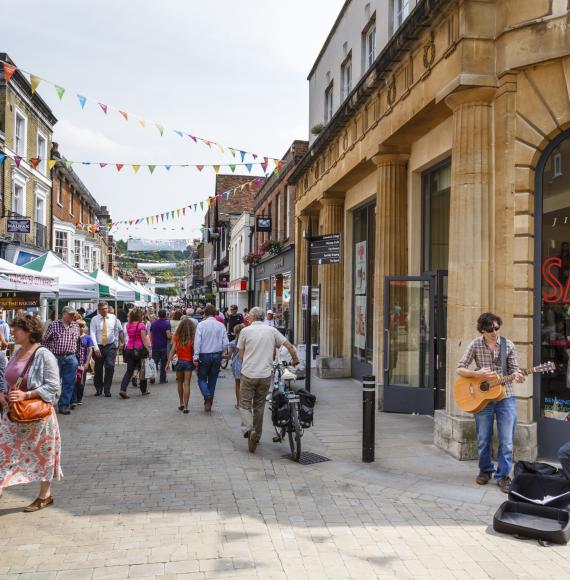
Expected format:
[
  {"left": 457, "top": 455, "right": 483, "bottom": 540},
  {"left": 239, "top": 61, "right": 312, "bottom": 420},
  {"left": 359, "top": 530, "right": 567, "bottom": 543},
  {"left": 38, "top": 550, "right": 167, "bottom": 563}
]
[{"left": 362, "top": 375, "right": 376, "bottom": 463}]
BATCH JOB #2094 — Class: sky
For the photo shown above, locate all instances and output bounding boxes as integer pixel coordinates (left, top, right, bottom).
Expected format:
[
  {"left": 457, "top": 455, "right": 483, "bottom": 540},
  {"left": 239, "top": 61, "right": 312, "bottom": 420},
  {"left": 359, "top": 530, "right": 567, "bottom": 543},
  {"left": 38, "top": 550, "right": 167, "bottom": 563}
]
[{"left": 3, "top": 0, "right": 345, "bottom": 242}]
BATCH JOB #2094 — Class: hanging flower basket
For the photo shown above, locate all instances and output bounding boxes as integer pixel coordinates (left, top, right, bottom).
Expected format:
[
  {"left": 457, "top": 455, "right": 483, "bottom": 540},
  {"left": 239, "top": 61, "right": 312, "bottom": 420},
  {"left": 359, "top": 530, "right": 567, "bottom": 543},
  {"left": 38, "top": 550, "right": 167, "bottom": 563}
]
[{"left": 243, "top": 252, "right": 261, "bottom": 265}]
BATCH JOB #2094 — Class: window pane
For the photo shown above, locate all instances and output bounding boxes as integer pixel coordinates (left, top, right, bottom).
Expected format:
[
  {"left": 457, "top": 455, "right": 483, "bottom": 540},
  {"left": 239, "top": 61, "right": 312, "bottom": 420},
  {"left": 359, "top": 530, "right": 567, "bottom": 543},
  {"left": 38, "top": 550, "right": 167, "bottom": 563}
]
[
  {"left": 540, "top": 136, "right": 570, "bottom": 421},
  {"left": 423, "top": 162, "right": 451, "bottom": 271}
]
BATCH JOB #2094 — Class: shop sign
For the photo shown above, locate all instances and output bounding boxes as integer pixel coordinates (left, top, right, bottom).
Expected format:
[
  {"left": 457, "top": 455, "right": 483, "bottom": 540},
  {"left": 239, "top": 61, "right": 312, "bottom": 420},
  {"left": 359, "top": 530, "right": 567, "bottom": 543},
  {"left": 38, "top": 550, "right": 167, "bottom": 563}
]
[
  {"left": 7, "top": 218, "right": 31, "bottom": 233},
  {"left": 310, "top": 233, "right": 341, "bottom": 265},
  {"left": 542, "top": 257, "right": 570, "bottom": 303},
  {"left": 0, "top": 293, "right": 40, "bottom": 309},
  {"left": 273, "top": 257, "right": 284, "bottom": 270},
  {"left": 256, "top": 216, "right": 272, "bottom": 232}
]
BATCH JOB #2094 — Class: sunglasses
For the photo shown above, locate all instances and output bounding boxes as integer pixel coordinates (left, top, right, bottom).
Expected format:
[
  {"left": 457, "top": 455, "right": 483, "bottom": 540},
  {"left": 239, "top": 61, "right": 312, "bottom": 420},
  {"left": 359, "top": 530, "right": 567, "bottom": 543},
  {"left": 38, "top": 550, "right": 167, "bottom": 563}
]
[{"left": 483, "top": 325, "right": 500, "bottom": 333}]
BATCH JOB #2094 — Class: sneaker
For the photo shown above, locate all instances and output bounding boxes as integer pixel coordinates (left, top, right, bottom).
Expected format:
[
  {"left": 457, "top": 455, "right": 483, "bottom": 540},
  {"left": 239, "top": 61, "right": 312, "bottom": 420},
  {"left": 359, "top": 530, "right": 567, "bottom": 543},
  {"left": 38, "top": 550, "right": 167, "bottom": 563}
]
[
  {"left": 70, "top": 403, "right": 77, "bottom": 410},
  {"left": 58, "top": 407, "right": 71, "bottom": 415},
  {"left": 498, "top": 477, "right": 512, "bottom": 494},
  {"left": 104, "top": 393, "right": 112, "bottom": 398},
  {"left": 476, "top": 471, "right": 493, "bottom": 485},
  {"left": 248, "top": 430, "right": 259, "bottom": 453}
]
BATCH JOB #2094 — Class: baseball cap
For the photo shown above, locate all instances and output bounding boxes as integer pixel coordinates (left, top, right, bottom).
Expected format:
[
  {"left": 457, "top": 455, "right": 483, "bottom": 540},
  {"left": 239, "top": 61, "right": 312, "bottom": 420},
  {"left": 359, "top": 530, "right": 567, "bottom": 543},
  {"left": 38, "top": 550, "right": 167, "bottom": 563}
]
[
  {"left": 62, "top": 306, "right": 77, "bottom": 314},
  {"left": 267, "top": 309, "right": 273, "bottom": 314}
]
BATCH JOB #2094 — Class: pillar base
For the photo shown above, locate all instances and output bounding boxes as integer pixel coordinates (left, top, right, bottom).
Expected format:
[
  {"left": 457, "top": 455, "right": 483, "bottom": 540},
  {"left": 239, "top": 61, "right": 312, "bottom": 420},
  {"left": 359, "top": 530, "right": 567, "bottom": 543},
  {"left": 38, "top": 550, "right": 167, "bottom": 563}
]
[
  {"left": 316, "top": 356, "right": 350, "bottom": 379},
  {"left": 434, "top": 409, "right": 538, "bottom": 461}
]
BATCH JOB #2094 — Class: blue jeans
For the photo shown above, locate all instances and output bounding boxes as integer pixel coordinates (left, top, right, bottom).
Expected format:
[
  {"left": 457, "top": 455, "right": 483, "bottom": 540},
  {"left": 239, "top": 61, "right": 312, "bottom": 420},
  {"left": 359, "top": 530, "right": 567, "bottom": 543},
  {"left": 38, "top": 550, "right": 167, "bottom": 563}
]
[
  {"left": 0, "top": 350, "right": 7, "bottom": 393},
  {"left": 558, "top": 441, "right": 570, "bottom": 479},
  {"left": 57, "top": 354, "right": 79, "bottom": 410},
  {"left": 152, "top": 347, "right": 168, "bottom": 383},
  {"left": 475, "top": 396, "right": 517, "bottom": 479},
  {"left": 197, "top": 353, "right": 222, "bottom": 400}
]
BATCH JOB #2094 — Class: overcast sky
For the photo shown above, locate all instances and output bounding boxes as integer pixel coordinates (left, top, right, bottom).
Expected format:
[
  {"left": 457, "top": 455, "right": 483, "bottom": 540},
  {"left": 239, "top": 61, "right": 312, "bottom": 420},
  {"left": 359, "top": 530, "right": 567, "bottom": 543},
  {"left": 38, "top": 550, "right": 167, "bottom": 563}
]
[{"left": 4, "top": 0, "right": 345, "bottom": 242}]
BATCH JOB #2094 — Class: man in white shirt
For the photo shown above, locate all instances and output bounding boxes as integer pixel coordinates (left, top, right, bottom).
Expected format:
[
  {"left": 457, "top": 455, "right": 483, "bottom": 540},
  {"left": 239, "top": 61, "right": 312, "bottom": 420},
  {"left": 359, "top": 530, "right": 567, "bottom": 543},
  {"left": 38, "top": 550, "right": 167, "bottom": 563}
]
[
  {"left": 264, "top": 310, "right": 278, "bottom": 327},
  {"left": 238, "top": 307, "right": 299, "bottom": 453},
  {"left": 193, "top": 304, "right": 229, "bottom": 411},
  {"left": 90, "top": 301, "right": 122, "bottom": 397}
]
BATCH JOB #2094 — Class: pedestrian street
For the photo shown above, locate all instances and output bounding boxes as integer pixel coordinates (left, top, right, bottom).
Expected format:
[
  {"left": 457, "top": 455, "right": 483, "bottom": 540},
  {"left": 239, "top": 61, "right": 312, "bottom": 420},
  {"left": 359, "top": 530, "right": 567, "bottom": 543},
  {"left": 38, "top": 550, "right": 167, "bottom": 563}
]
[{"left": 1, "top": 367, "right": 569, "bottom": 580}]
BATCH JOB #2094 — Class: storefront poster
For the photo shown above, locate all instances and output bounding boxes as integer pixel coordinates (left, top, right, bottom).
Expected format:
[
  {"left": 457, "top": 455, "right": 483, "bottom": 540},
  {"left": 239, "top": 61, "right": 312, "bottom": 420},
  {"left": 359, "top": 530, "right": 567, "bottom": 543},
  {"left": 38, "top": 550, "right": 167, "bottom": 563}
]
[
  {"left": 355, "top": 241, "right": 367, "bottom": 295},
  {"left": 354, "top": 295, "right": 367, "bottom": 350},
  {"left": 543, "top": 394, "right": 570, "bottom": 420},
  {"left": 0, "top": 294, "right": 40, "bottom": 309}
]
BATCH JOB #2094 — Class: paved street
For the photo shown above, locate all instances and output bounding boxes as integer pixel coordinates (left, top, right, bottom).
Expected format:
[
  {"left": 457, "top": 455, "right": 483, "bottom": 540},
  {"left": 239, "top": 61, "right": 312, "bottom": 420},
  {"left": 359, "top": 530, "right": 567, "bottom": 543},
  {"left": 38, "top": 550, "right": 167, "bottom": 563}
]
[{"left": 1, "top": 365, "right": 569, "bottom": 580}]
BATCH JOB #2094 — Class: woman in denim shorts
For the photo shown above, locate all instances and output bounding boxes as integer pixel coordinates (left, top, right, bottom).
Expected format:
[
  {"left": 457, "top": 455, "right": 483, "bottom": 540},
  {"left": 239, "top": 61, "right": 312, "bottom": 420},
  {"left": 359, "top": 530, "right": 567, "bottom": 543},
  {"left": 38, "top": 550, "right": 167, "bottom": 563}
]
[{"left": 166, "top": 318, "right": 195, "bottom": 414}]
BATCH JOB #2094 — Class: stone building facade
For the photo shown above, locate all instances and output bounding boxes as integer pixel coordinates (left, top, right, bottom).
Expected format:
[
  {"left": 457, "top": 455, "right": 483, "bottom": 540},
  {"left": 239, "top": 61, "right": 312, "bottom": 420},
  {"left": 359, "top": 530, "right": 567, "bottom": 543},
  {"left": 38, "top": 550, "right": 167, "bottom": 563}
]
[
  {"left": 0, "top": 53, "right": 56, "bottom": 265},
  {"left": 289, "top": 0, "right": 570, "bottom": 459}
]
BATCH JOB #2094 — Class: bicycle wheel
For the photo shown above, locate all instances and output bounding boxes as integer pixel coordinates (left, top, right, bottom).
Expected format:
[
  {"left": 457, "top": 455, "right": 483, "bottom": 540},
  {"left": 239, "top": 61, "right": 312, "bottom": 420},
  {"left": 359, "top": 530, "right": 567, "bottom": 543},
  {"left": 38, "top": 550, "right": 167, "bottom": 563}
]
[
  {"left": 220, "top": 357, "right": 229, "bottom": 369},
  {"left": 288, "top": 404, "right": 302, "bottom": 461}
]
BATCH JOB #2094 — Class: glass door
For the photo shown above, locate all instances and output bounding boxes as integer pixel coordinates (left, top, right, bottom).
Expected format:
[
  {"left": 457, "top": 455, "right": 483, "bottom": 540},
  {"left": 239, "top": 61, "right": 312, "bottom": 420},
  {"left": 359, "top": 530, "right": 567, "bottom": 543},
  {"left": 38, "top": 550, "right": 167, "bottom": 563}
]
[{"left": 383, "top": 276, "right": 435, "bottom": 414}]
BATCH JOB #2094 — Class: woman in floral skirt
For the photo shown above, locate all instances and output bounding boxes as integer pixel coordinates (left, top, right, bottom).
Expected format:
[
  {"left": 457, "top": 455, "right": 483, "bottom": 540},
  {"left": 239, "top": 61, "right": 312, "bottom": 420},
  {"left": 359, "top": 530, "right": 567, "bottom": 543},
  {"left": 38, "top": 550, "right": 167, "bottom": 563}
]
[{"left": 0, "top": 315, "right": 62, "bottom": 512}]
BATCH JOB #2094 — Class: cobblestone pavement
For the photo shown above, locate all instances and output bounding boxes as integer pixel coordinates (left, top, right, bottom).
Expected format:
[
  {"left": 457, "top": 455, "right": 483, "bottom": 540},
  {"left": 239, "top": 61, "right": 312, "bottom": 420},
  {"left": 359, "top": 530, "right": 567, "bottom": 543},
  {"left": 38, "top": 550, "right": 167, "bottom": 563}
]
[{"left": 1, "top": 365, "right": 569, "bottom": 580}]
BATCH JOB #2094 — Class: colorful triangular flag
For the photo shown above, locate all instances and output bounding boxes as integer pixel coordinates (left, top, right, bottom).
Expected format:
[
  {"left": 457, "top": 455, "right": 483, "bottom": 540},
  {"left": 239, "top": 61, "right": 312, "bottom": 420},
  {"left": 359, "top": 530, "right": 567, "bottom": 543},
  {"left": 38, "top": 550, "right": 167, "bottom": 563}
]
[
  {"left": 99, "top": 103, "right": 108, "bottom": 114},
  {"left": 65, "top": 160, "right": 73, "bottom": 169},
  {"left": 148, "top": 165, "right": 156, "bottom": 174},
  {"left": 261, "top": 157, "right": 269, "bottom": 173},
  {"left": 30, "top": 74, "right": 41, "bottom": 94},
  {"left": 165, "top": 165, "right": 171, "bottom": 171},
  {"left": 14, "top": 156, "right": 22, "bottom": 168},
  {"left": 2, "top": 63, "right": 16, "bottom": 83},
  {"left": 116, "top": 164, "right": 124, "bottom": 172},
  {"left": 188, "top": 134, "right": 197, "bottom": 143},
  {"left": 55, "top": 85, "right": 65, "bottom": 100},
  {"left": 196, "top": 165, "right": 204, "bottom": 172},
  {"left": 200, "top": 201, "right": 204, "bottom": 210},
  {"left": 133, "top": 164, "right": 140, "bottom": 174},
  {"left": 138, "top": 119, "right": 146, "bottom": 128},
  {"left": 99, "top": 163, "right": 108, "bottom": 168},
  {"left": 119, "top": 110, "right": 129, "bottom": 121},
  {"left": 229, "top": 164, "right": 236, "bottom": 173},
  {"left": 30, "top": 157, "right": 41, "bottom": 170},
  {"left": 229, "top": 148, "right": 236, "bottom": 158},
  {"left": 239, "top": 150, "right": 246, "bottom": 162},
  {"left": 213, "top": 165, "right": 220, "bottom": 174},
  {"left": 48, "top": 159, "right": 57, "bottom": 171},
  {"left": 174, "top": 130, "right": 183, "bottom": 137},
  {"left": 77, "top": 94, "right": 87, "bottom": 109},
  {"left": 245, "top": 163, "right": 252, "bottom": 173},
  {"left": 155, "top": 124, "right": 164, "bottom": 136}
]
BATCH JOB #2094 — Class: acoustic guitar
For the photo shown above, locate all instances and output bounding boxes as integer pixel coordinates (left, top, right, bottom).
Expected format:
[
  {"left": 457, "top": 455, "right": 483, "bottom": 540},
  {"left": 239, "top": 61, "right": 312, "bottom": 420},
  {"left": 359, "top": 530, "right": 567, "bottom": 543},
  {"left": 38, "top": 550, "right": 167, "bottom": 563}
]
[{"left": 453, "top": 362, "right": 555, "bottom": 414}]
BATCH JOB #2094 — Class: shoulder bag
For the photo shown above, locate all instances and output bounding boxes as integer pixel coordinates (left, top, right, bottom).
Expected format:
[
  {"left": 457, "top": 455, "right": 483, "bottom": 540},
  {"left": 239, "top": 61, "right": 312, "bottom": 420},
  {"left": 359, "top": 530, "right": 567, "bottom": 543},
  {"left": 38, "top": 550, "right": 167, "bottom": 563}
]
[
  {"left": 132, "top": 323, "right": 149, "bottom": 360},
  {"left": 8, "top": 347, "right": 53, "bottom": 423}
]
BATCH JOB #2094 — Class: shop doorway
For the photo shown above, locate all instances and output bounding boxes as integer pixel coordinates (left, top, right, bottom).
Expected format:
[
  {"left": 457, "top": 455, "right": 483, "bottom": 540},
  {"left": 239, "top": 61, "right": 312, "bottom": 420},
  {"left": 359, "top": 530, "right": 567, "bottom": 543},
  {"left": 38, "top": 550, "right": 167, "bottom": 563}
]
[
  {"left": 382, "top": 271, "right": 447, "bottom": 414},
  {"left": 535, "top": 130, "right": 570, "bottom": 459}
]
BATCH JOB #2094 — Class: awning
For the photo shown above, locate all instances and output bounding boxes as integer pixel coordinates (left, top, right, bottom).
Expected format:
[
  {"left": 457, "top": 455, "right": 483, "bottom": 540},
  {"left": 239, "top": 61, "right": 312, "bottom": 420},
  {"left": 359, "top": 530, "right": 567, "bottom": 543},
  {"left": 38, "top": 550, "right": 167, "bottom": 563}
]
[
  {"left": 0, "top": 257, "right": 59, "bottom": 296},
  {"left": 90, "top": 269, "right": 137, "bottom": 301},
  {"left": 24, "top": 252, "right": 100, "bottom": 300}
]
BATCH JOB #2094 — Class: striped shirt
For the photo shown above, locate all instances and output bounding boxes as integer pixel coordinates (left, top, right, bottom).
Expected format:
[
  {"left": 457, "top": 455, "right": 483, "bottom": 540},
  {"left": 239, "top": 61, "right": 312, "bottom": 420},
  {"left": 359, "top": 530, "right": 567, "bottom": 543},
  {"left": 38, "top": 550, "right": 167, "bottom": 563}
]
[{"left": 457, "top": 336, "right": 519, "bottom": 397}]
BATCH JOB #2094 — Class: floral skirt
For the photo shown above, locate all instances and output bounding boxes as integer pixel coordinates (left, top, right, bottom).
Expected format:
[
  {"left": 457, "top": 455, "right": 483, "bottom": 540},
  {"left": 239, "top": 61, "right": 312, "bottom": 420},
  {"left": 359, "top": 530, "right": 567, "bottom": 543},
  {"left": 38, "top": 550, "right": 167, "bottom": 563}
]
[{"left": 0, "top": 407, "right": 63, "bottom": 488}]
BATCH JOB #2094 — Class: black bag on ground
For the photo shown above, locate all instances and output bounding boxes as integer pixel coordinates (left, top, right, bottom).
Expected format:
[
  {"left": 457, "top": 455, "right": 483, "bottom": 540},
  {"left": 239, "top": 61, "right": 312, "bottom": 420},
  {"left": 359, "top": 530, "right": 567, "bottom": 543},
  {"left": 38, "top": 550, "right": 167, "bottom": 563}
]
[
  {"left": 271, "top": 390, "right": 290, "bottom": 427},
  {"left": 509, "top": 473, "right": 570, "bottom": 509},
  {"left": 514, "top": 460, "right": 564, "bottom": 479},
  {"left": 297, "top": 388, "right": 316, "bottom": 428},
  {"left": 493, "top": 500, "right": 570, "bottom": 545}
]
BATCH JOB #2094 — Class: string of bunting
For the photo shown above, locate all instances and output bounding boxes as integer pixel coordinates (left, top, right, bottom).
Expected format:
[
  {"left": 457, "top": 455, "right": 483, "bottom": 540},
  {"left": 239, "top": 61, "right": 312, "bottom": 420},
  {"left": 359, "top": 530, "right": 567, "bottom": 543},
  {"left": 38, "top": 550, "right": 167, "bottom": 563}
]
[
  {"left": 1, "top": 60, "right": 279, "bottom": 163},
  {"left": 0, "top": 152, "right": 283, "bottom": 176},
  {"left": 108, "top": 175, "right": 266, "bottom": 228}
]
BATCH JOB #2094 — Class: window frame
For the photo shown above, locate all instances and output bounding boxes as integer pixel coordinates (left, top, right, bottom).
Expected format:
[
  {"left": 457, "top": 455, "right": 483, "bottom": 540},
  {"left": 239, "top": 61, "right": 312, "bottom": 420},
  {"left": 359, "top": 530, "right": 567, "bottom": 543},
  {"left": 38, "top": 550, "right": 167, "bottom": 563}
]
[
  {"left": 74, "top": 239, "right": 82, "bottom": 269},
  {"left": 341, "top": 53, "right": 353, "bottom": 102},
  {"left": 55, "top": 230, "right": 69, "bottom": 261},
  {"left": 14, "top": 108, "right": 27, "bottom": 157},
  {"left": 69, "top": 188, "right": 74, "bottom": 216},
  {"left": 324, "top": 82, "right": 334, "bottom": 123},
  {"left": 36, "top": 131, "right": 48, "bottom": 175},
  {"left": 362, "top": 15, "right": 377, "bottom": 73}
]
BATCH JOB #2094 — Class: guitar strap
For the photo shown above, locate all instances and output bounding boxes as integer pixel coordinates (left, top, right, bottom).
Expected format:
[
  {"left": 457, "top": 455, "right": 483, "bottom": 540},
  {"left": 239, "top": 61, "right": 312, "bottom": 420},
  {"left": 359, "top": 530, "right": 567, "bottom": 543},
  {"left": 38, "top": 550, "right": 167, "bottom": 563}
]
[{"left": 500, "top": 336, "right": 507, "bottom": 376}]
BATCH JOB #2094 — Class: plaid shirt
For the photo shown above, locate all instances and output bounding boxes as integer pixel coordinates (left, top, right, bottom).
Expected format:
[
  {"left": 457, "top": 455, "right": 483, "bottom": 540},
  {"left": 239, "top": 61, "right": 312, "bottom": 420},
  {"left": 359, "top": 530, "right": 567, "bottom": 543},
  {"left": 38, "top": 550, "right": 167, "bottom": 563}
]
[
  {"left": 42, "top": 320, "right": 84, "bottom": 365},
  {"left": 457, "top": 336, "right": 519, "bottom": 397}
]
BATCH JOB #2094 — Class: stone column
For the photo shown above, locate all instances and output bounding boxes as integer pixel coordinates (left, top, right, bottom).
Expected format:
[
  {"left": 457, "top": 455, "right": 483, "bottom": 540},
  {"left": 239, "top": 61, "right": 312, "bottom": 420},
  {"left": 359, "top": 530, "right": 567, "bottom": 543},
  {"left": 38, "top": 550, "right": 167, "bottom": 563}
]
[
  {"left": 371, "top": 154, "right": 409, "bottom": 386},
  {"left": 317, "top": 197, "right": 347, "bottom": 378},
  {"left": 434, "top": 87, "right": 496, "bottom": 459}
]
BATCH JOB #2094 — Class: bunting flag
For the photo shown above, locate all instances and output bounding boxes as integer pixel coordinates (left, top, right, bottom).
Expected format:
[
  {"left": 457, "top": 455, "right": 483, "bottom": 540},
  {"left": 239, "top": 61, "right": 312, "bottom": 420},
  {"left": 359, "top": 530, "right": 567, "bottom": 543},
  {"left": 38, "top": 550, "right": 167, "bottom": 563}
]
[
  {"left": 14, "top": 156, "right": 22, "bottom": 168},
  {"left": 108, "top": 175, "right": 266, "bottom": 229},
  {"left": 48, "top": 159, "right": 57, "bottom": 171},
  {"left": 4, "top": 58, "right": 281, "bottom": 162},
  {"left": 2, "top": 62, "right": 16, "bottom": 83},
  {"left": 116, "top": 163, "right": 124, "bottom": 172},
  {"left": 30, "top": 157, "right": 41, "bottom": 170},
  {"left": 148, "top": 165, "right": 156, "bottom": 174},
  {"left": 0, "top": 154, "right": 6, "bottom": 166},
  {"left": 133, "top": 164, "right": 140, "bottom": 174},
  {"left": 30, "top": 74, "right": 41, "bottom": 94}
]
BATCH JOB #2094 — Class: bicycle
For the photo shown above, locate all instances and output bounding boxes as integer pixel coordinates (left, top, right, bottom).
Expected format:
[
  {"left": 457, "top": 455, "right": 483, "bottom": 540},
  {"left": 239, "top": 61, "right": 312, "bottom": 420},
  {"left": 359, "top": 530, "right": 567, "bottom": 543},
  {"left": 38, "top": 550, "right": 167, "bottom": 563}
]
[
  {"left": 268, "top": 361, "right": 303, "bottom": 461},
  {"left": 221, "top": 331, "right": 235, "bottom": 370}
]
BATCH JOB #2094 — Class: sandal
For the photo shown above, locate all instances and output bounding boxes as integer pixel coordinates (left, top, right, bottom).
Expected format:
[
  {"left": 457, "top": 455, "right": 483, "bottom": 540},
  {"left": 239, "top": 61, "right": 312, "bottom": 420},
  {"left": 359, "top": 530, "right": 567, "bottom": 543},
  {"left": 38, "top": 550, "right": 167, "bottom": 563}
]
[
  {"left": 178, "top": 405, "right": 184, "bottom": 411},
  {"left": 24, "top": 496, "right": 53, "bottom": 512},
  {"left": 183, "top": 409, "right": 189, "bottom": 414}
]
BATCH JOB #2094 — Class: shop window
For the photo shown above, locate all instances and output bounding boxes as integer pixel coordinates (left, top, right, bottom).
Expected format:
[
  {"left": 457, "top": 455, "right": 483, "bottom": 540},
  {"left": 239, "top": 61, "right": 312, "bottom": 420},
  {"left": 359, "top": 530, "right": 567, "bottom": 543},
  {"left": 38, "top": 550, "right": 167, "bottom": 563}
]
[
  {"left": 422, "top": 161, "right": 451, "bottom": 272},
  {"left": 352, "top": 203, "right": 376, "bottom": 367},
  {"left": 539, "top": 134, "right": 570, "bottom": 423}
]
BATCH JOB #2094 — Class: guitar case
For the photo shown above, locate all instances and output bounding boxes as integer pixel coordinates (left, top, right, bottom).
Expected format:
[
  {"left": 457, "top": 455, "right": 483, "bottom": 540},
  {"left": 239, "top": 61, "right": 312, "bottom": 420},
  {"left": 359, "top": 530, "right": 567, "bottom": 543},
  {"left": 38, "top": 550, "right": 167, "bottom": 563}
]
[
  {"left": 508, "top": 473, "right": 570, "bottom": 509},
  {"left": 493, "top": 501, "right": 570, "bottom": 545}
]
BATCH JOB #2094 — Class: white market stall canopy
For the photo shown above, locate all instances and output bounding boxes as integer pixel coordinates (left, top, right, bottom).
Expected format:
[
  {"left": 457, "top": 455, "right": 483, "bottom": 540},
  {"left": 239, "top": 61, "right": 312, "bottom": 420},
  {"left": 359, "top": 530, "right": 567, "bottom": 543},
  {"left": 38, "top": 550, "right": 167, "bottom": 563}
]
[
  {"left": 0, "top": 258, "right": 59, "bottom": 295},
  {"left": 132, "top": 281, "right": 155, "bottom": 303},
  {"left": 24, "top": 252, "right": 101, "bottom": 300},
  {"left": 90, "top": 269, "right": 137, "bottom": 301}
]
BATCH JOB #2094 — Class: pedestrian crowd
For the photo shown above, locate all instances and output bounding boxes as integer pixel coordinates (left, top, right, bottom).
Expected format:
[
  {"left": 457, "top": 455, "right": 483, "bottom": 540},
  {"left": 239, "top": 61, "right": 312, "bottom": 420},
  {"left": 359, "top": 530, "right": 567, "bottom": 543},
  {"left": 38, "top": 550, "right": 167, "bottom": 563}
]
[{"left": 0, "top": 300, "right": 299, "bottom": 511}]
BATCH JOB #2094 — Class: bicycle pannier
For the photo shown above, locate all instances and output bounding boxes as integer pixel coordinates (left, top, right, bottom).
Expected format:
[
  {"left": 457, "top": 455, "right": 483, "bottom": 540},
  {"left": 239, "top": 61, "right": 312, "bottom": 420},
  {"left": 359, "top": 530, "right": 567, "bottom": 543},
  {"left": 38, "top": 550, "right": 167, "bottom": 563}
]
[
  {"left": 271, "top": 390, "right": 290, "bottom": 427},
  {"left": 297, "top": 389, "right": 316, "bottom": 428}
]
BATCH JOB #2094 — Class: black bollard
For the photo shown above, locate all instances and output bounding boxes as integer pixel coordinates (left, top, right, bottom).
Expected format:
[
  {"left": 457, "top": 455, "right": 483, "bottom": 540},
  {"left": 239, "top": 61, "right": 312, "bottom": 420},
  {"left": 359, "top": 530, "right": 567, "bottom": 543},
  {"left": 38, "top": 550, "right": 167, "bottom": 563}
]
[{"left": 362, "top": 375, "right": 376, "bottom": 463}]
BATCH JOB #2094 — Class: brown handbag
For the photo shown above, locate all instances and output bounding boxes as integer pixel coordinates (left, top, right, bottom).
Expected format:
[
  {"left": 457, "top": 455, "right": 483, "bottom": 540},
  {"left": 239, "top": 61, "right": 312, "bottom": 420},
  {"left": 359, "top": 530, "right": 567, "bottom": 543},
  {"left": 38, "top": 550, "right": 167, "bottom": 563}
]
[{"left": 7, "top": 347, "right": 52, "bottom": 423}]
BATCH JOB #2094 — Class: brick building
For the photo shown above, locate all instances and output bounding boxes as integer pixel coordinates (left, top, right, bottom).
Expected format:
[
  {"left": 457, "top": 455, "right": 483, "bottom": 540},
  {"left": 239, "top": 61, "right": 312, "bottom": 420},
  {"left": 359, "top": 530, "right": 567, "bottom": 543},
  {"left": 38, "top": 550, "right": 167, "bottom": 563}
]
[
  {"left": 0, "top": 53, "right": 56, "bottom": 265},
  {"left": 202, "top": 174, "right": 261, "bottom": 308},
  {"left": 50, "top": 143, "right": 114, "bottom": 275},
  {"left": 251, "top": 140, "right": 308, "bottom": 340}
]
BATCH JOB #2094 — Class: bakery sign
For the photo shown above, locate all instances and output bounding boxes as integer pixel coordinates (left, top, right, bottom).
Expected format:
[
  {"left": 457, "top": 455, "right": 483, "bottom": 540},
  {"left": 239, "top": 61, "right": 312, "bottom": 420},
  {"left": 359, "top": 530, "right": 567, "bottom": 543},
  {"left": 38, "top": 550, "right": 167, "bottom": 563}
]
[{"left": 0, "top": 293, "right": 40, "bottom": 309}]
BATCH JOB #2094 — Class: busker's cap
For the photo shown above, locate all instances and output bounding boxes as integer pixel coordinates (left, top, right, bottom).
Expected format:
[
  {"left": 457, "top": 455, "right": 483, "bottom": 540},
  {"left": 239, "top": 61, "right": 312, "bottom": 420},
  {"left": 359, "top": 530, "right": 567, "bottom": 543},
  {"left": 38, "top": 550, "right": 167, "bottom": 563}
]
[{"left": 62, "top": 306, "right": 77, "bottom": 314}]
